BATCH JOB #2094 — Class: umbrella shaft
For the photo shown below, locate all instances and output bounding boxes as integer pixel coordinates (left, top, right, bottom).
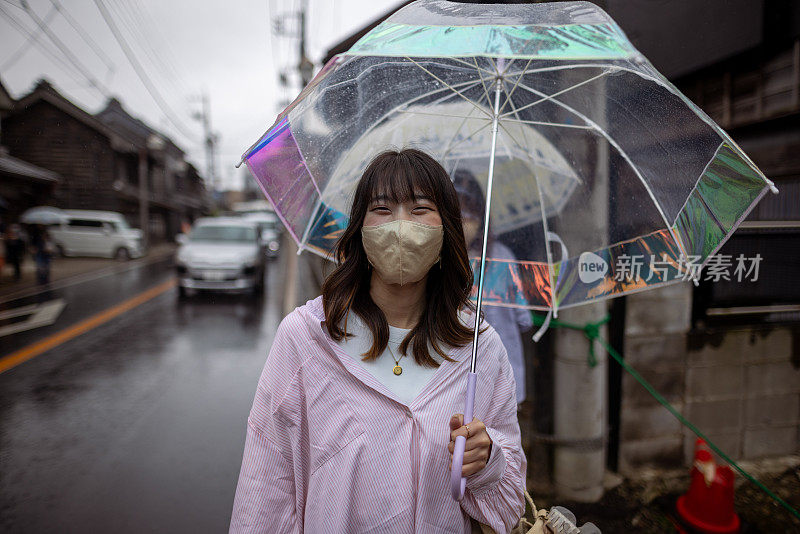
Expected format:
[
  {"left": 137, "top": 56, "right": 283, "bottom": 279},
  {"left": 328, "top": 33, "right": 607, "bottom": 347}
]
[{"left": 470, "top": 77, "right": 503, "bottom": 373}]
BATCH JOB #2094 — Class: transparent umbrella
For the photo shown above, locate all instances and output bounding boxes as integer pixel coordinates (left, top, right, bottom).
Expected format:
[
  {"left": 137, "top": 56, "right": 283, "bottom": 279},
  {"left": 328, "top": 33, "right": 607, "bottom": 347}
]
[
  {"left": 20, "top": 206, "right": 66, "bottom": 225},
  {"left": 241, "top": 0, "right": 777, "bottom": 501}
]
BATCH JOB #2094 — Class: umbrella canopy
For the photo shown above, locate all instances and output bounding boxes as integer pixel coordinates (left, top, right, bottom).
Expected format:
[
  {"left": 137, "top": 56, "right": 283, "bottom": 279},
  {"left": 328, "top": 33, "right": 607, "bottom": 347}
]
[
  {"left": 243, "top": 0, "right": 775, "bottom": 317},
  {"left": 20, "top": 206, "right": 66, "bottom": 225}
]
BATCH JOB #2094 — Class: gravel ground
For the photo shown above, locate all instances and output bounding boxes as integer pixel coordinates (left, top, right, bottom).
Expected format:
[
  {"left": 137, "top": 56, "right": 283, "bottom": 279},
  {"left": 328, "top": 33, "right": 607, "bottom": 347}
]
[{"left": 526, "top": 456, "right": 800, "bottom": 533}]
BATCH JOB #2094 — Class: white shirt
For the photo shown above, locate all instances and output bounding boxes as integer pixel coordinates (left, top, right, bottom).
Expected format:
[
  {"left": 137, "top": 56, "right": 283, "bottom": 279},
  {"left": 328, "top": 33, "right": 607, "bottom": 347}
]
[{"left": 336, "top": 313, "right": 442, "bottom": 406}]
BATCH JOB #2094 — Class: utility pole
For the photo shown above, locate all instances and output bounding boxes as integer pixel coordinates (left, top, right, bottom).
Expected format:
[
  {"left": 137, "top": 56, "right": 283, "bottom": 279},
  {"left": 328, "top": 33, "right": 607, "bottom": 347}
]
[
  {"left": 192, "top": 93, "right": 218, "bottom": 192},
  {"left": 278, "top": 0, "right": 315, "bottom": 316},
  {"left": 298, "top": 0, "right": 314, "bottom": 87},
  {"left": 552, "top": 76, "right": 609, "bottom": 502},
  {"left": 138, "top": 147, "right": 149, "bottom": 250}
]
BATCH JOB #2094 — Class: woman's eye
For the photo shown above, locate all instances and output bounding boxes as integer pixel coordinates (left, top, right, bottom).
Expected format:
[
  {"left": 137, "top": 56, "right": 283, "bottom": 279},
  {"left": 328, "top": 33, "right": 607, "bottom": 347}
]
[{"left": 371, "top": 206, "right": 390, "bottom": 212}]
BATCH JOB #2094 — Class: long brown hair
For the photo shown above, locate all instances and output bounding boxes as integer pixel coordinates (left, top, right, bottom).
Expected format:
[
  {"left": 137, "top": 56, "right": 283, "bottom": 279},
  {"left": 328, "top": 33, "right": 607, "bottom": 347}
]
[{"left": 321, "top": 148, "right": 475, "bottom": 367}]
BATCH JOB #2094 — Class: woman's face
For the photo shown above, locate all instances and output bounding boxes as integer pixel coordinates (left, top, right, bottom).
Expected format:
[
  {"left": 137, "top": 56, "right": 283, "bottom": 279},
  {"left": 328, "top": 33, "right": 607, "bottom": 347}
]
[{"left": 363, "top": 191, "right": 442, "bottom": 228}]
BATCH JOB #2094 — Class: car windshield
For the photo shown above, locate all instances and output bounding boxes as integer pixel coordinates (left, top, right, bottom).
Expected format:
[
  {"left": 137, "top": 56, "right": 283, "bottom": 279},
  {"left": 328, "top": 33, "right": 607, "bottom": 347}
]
[
  {"left": 190, "top": 225, "right": 256, "bottom": 242},
  {"left": 115, "top": 219, "right": 131, "bottom": 231}
]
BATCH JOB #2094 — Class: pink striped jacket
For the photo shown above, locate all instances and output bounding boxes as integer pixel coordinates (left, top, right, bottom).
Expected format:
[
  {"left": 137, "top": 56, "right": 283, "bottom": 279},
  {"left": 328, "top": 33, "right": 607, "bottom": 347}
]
[{"left": 230, "top": 296, "right": 526, "bottom": 533}]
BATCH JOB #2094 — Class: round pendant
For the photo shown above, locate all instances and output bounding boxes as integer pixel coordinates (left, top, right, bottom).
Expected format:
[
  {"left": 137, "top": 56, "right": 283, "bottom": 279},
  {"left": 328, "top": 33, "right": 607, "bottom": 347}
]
[{"left": 393, "top": 365, "right": 403, "bottom": 376}]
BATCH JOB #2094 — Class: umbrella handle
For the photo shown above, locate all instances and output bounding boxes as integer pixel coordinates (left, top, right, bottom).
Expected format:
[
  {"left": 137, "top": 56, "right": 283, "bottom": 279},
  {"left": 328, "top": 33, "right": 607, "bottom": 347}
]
[{"left": 451, "top": 371, "right": 477, "bottom": 501}]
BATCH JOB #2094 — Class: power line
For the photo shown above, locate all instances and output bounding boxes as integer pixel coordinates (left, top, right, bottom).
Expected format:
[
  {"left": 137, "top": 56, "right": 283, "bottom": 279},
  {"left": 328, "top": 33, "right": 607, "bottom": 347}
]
[
  {"left": 104, "top": 0, "right": 191, "bottom": 102},
  {"left": 1, "top": 0, "right": 23, "bottom": 10},
  {"left": 106, "top": 0, "right": 197, "bottom": 138},
  {"left": 0, "top": 4, "right": 88, "bottom": 88},
  {"left": 130, "top": 0, "right": 187, "bottom": 86},
  {"left": 20, "top": 0, "right": 111, "bottom": 97},
  {"left": 48, "top": 0, "right": 116, "bottom": 75},
  {"left": 107, "top": 0, "right": 191, "bottom": 99},
  {"left": 1, "top": 3, "right": 56, "bottom": 70},
  {"left": 92, "top": 0, "right": 197, "bottom": 141}
]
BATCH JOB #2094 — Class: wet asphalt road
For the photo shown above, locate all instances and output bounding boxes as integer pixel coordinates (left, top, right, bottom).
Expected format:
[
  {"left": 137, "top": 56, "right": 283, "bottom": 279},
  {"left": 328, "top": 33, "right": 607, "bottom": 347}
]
[{"left": 0, "top": 255, "right": 283, "bottom": 533}]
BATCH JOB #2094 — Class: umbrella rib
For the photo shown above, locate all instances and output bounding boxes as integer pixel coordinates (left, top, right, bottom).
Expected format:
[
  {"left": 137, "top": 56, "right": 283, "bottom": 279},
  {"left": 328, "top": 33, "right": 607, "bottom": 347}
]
[
  {"left": 514, "top": 80, "right": 690, "bottom": 260},
  {"left": 497, "top": 122, "right": 528, "bottom": 159},
  {"left": 441, "top": 105, "right": 482, "bottom": 161},
  {"left": 501, "top": 117, "right": 595, "bottom": 129},
  {"left": 395, "top": 110, "right": 490, "bottom": 121},
  {"left": 500, "top": 70, "right": 610, "bottom": 119},
  {"left": 449, "top": 56, "right": 497, "bottom": 77},
  {"left": 496, "top": 96, "right": 537, "bottom": 162},
  {"left": 501, "top": 95, "right": 583, "bottom": 185},
  {"left": 442, "top": 121, "right": 493, "bottom": 159},
  {"left": 472, "top": 57, "right": 495, "bottom": 109},
  {"left": 405, "top": 57, "right": 492, "bottom": 119},
  {"left": 498, "top": 58, "right": 533, "bottom": 115}
]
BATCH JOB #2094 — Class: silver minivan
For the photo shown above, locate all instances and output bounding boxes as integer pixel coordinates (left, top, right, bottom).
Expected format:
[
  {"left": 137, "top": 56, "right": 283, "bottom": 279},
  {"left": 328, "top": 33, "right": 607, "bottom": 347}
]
[{"left": 49, "top": 210, "right": 145, "bottom": 260}]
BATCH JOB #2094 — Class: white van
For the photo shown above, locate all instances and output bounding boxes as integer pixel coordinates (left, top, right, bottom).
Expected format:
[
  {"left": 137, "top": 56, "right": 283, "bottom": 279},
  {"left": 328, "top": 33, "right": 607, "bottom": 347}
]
[{"left": 49, "top": 210, "right": 145, "bottom": 260}]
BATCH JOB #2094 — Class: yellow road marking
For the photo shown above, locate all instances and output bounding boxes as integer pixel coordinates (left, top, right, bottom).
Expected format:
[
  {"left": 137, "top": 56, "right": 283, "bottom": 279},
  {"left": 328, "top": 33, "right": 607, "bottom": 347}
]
[{"left": 0, "top": 278, "right": 176, "bottom": 375}]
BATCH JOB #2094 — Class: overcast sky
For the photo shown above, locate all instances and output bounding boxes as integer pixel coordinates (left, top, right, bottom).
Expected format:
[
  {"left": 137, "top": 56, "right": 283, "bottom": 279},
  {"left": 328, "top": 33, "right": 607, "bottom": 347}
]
[{"left": 0, "top": 0, "right": 400, "bottom": 190}]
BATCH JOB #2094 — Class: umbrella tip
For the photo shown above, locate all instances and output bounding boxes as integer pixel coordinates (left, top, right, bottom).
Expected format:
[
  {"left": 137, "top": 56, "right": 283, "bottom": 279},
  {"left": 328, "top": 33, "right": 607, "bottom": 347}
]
[{"left": 764, "top": 177, "right": 779, "bottom": 194}]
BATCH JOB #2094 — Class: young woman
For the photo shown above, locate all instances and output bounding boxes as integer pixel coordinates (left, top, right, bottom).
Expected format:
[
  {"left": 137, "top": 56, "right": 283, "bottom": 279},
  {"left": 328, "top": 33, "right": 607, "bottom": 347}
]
[{"left": 230, "top": 149, "right": 526, "bottom": 533}]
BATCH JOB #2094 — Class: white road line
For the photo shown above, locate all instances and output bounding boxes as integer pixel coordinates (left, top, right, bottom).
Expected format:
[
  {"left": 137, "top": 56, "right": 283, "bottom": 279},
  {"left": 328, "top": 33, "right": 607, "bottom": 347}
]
[
  {"left": 0, "top": 298, "right": 67, "bottom": 337},
  {"left": 0, "top": 303, "right": 40, "bottom": 320},
  {"left": 0, "top": 250, "right": 175, "bottom": 305}
]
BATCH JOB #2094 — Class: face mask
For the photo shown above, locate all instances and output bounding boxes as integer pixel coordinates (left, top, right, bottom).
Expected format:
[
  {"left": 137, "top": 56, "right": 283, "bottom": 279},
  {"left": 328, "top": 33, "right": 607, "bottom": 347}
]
[{"left": 361, "top": 219, "right": 444, "bottom": 285}]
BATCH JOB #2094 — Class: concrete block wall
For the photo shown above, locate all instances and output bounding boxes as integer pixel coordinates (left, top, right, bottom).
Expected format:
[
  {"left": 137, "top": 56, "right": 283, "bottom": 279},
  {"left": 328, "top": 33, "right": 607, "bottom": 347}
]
[
  {"left": 685, "top": 327, "right": 800, "bottom": 462},
  {"left": 617, "top": 281, "right": 800, "bottom": 474}
]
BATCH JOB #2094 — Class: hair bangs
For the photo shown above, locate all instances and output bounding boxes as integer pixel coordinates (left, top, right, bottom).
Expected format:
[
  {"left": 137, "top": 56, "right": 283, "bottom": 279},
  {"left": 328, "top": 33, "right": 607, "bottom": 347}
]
[{"left": 366, "top": 151, "right": 439, "bottom": 206}]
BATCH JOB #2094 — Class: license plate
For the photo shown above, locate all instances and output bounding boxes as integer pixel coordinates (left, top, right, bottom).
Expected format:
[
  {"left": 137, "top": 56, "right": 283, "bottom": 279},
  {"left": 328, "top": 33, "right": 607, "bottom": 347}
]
[{"left": 203, "top": 270, "right": 227, "bottom": 280}]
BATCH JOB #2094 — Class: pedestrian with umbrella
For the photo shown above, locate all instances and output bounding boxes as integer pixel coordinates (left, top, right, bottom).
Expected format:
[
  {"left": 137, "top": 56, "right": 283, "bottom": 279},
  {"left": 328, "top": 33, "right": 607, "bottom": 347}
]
[
  {"left": 230, "top": 149, "right": 526, "bottom": 533},
  {"left": 234, "top": 0, "right": 782, "bottom": 531},
  {"left": 3, "top": 224, "right": 26, "bottom": 281},
  {"left": 29, "top": 224, "right": 55, "bottom": 285}
]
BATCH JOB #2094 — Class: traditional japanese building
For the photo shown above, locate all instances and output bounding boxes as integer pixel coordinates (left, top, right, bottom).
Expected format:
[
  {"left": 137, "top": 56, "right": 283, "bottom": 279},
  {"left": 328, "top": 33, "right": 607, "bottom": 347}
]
[
  {"left": 0, "top": 77, "right": 61, "bottom": 228},
  {"left": 1, "top": 79, "right": 211, "bottom": 244}
]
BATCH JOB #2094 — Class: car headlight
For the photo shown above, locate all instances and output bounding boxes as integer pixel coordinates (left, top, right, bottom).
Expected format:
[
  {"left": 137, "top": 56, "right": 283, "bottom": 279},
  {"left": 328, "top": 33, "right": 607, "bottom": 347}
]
[{"left": 268, "top": 241, "right": 279, "bottom": 251}]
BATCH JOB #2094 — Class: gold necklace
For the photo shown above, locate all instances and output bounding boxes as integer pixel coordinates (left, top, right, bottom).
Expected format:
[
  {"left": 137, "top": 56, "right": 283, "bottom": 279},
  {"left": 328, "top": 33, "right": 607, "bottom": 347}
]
[{"left": 386, "top": 342, "right": 406, "bottom": 376}]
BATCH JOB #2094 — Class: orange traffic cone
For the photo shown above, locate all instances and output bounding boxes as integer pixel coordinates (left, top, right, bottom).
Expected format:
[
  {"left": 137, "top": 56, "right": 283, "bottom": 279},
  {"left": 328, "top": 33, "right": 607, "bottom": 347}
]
[{"left": 676, "top": 440, "right": 740, "bottom": 533}]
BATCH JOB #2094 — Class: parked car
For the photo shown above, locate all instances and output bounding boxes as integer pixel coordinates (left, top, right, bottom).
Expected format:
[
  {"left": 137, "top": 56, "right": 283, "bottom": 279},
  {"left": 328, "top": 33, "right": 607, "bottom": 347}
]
[
  {"left": 175, "top": 218, "right": 267, "bottom": 298},
  {"left": 48, "top": 210, "right": 144, "bottom": 260},
  {"left": 240, "top": 211, "right": 281, "bottom": 259}
]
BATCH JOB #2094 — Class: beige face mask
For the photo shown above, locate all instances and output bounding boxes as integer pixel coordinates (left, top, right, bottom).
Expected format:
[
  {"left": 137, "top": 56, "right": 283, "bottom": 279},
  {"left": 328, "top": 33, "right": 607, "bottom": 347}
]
[{"left": 361, "top": 220, "right": 444, "bottom": 286}]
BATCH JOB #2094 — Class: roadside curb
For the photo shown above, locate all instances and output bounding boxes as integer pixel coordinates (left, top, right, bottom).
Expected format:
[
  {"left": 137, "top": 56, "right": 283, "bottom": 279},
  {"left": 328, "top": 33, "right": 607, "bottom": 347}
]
[{"left": 0, "top": 243, "right": 177, "bottom": 303}]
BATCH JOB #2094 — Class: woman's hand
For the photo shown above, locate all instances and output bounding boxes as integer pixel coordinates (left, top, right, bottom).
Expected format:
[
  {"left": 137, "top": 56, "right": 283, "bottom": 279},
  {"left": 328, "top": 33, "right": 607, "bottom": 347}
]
[{"left": 448, "top": 414, "right": 493, "bottom": 477}]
